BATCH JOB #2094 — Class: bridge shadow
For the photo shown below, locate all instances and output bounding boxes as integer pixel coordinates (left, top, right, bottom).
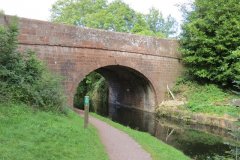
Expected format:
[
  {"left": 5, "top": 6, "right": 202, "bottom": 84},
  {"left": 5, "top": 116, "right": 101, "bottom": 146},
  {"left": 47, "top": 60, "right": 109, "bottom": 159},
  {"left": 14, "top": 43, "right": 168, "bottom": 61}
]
[{"left": 73, "top": 65, "right": 157, "bottom": 116}]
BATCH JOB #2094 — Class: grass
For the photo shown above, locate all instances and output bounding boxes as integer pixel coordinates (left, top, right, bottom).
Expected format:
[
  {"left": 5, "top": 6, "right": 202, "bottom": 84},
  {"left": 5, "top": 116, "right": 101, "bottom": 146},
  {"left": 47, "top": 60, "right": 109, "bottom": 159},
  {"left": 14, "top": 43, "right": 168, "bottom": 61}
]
[
  {"left": 0, "top": 103, "right": 108, "bottom": 160},
  {"left": 173, "top": 81, "right": 240, "bottom": 117},
  {"left": 91, "top": 113, "right": 190, "bottom": 160}
]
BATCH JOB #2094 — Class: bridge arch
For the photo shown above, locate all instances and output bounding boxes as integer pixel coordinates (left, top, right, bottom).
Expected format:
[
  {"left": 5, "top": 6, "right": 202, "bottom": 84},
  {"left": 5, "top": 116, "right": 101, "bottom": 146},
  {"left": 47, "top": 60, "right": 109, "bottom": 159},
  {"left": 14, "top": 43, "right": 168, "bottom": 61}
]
[
  {"left": 1, "top": 16, "right": 183, "bottom": 112},
  {"left": 74, "top": 65, "right": 157, "bottom": 113}
]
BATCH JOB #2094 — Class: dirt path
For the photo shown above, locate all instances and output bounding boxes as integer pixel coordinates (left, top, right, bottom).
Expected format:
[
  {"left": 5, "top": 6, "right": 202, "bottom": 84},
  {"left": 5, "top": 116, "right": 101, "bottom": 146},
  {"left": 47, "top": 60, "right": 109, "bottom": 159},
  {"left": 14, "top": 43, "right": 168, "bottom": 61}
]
[{"left": 75, "top": 109, "right": 152, "bottom": 160}]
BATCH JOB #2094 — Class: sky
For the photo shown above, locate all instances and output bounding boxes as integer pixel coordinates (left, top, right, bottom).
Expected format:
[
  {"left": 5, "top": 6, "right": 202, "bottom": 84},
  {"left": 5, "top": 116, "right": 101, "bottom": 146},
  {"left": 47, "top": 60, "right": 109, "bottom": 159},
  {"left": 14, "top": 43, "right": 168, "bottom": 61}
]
[{"left": 0, "top": 0, "right": 190, "bottom": 25}]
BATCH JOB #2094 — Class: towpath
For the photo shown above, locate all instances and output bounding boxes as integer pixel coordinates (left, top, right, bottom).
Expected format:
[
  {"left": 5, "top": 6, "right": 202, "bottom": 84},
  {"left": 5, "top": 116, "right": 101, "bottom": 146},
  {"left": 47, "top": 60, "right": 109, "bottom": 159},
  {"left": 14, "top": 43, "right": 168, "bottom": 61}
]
[{"left": 75, "top": 109, "right": 152, "bottom": 160}]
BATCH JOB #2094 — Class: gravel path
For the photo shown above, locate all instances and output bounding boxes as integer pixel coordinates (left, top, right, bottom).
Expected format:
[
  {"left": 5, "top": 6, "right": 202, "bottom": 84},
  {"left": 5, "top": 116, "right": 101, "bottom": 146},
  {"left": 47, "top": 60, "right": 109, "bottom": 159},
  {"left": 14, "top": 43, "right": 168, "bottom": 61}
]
[{"left": 75, "top": 109, "right": 152, "bottom": 160}]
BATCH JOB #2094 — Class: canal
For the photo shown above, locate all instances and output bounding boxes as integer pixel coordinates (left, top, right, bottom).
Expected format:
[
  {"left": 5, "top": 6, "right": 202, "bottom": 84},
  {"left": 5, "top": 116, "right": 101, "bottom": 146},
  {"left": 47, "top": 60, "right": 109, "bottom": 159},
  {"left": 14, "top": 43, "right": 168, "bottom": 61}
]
[{"left": 107, "top": 105, "right": 239, "bottom": 160}]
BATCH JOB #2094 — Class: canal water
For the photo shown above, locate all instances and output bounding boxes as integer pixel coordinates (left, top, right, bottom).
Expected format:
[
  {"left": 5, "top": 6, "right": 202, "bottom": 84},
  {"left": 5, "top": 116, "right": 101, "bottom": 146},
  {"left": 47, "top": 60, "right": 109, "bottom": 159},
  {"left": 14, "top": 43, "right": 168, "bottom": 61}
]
[{"left": 107, "top": 105, "right": 239, "bottom": 160}]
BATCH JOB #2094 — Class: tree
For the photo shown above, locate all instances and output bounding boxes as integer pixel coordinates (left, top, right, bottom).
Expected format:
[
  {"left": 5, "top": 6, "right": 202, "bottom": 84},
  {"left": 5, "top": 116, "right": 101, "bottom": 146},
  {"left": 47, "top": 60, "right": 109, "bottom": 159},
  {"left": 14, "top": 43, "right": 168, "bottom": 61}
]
[
  {"left": 84, "top": 0, "right": 136, "bottom": 32},
  {"left": 51, "top": 0, "right": 108, "bottom": 26},
  {"left": 146, "top": 7, "right": 177, "bottom": 37},
  {"left": 131, "top": 13, "right": 155, "bottom": 36},
  {"left": 51, "top": 0, "right": 137, "bottom": 32},
  {"left": 50, "top": 0, "right": 177, "bottom": 37},
  {"left": 180, "top": 0, "right": 240, "bottom": 89}
]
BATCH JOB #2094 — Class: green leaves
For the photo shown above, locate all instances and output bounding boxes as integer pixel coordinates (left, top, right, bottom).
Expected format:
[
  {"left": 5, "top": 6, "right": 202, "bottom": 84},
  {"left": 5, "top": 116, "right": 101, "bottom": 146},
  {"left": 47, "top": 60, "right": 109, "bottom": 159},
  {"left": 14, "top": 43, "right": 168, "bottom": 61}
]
[
  {"left": 50, "top": 0, "right": 177, "bottom": 38},
  {"left": 146, "top": 7, "right": 177, "bottom": 37},
  {"left": 180, "top": 0, "right": 240, "bottom": 89},
  {"left": 0, "top": 19, "right": 66, "bottom": 112}
]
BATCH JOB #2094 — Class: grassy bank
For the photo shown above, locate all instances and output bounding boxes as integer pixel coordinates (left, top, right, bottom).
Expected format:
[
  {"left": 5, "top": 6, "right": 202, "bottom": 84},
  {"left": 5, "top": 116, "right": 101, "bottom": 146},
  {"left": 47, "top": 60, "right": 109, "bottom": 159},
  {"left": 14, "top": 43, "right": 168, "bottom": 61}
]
[
  {"left": 162, "top": 81, "right": 240, "bottom": 117},
  {"left": 156, "top": 81, "right": 239, "bottom": 129},
  {"left": 91, "top": 113, "right": 190, "bottom": 160},
  {"left": 185, "top": 82, "right": 238, "bottom": 116},
  {"left": 0, "top": 103, "right": 108, "bottom": 160}
]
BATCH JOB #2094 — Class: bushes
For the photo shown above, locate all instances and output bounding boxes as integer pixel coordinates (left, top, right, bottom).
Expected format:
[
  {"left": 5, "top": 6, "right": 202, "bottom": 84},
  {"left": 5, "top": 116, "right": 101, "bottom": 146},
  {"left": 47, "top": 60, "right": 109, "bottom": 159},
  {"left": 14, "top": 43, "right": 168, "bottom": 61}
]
[
  {"left": 73, "top": 72, "right": 102, "bottom": 110},
  {"left": 73, "top": 72, "right": 108, "bottom": 115},
  {"left": 180, "top": 0, "right": 240, "bottom": 90},
  {"left": 0, "top": 17, "right": 66, "bottom": 112}
]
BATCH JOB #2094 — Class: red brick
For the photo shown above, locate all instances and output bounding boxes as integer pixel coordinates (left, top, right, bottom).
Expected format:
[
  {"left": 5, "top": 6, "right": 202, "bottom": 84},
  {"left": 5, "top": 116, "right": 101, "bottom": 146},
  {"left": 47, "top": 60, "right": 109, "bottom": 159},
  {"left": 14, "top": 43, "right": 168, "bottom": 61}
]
[{"left": 1, "top": 15, "right": 183, "bottom": 112}]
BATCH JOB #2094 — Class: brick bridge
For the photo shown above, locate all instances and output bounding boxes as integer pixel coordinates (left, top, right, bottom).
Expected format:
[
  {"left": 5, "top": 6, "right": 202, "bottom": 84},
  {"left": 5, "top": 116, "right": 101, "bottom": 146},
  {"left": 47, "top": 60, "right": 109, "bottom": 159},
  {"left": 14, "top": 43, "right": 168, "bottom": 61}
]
[{"left": 1, "top": 16, "right": 182, "bottom": 112}]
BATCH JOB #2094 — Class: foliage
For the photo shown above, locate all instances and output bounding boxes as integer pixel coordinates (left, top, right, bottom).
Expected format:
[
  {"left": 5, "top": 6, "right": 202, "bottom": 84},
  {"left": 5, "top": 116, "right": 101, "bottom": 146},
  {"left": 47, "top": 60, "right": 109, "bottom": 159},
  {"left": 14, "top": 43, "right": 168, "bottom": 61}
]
[
  {"left": 0, "top": 103, "right": 108, "bottom": 160},
  {"left": 180, "top": 0, "right": 240, "bottom": 90},
  {"left": 88, "top": 76, "right": 108, "bottom": 115},
  {"left": 73, "top": 72, "right": 100, "bottom": 110},
  {"left": 51, "top": 0, "right": 108, "bottom": 26},
  {"left": 0, "top": 17, "right": 66, "bottom": 112},
  {"left": 146, "top": 7, "right": 177, "bottom": 37},
  {"left": 50, "top": 0, "right": 177, "bottom": 38},
  {"left": 173, "top": 80, "right": 240, "bottom": 116},
  {"left": 130, "top": 13, "right": 155, "bottom": 36},
  {"left": 73, "top": 72, "right": 108, "bottom": 112},
  {"left": 92, "top": 113, "right": 190, "bottom": 160}
]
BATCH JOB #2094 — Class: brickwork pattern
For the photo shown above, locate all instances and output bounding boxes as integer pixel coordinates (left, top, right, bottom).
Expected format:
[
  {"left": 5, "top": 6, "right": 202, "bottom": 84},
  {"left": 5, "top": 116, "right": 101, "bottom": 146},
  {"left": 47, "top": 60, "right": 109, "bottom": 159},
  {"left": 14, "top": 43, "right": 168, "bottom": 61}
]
[{"left": 0, "top": 15, "right": 182, "bottom": 111}]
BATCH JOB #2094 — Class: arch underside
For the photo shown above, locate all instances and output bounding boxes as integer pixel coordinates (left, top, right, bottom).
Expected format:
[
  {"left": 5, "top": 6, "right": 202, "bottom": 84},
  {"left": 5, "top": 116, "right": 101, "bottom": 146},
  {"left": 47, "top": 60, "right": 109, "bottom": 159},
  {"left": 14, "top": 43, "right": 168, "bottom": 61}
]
[{"left": 94, "top": 65, "right": 156, "bottom": 113}]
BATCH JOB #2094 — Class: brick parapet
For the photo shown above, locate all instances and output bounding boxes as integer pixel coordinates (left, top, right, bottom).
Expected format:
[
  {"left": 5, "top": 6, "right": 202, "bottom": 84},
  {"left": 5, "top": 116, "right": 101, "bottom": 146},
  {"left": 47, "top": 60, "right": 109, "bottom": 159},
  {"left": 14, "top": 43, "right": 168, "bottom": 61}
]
[{"left": 0, "top": 15, "right": 180, "bottom": 59}]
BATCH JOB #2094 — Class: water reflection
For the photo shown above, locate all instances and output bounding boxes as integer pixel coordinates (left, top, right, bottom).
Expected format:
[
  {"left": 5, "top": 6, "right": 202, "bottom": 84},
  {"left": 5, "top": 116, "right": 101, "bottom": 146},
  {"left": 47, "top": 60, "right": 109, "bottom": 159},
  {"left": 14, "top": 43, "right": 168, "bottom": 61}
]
[{"left": 107, "top": 105, "right": 239, "bottom": 160}]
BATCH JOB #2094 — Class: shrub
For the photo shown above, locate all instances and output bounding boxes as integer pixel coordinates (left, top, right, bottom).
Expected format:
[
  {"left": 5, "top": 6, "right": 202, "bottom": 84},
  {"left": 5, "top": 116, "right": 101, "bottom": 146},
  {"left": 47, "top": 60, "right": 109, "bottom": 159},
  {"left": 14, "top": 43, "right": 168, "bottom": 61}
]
[
  {"left": 0, "top": 16, "right": 66, "bottom": 112},
  {"left": 180, "top": 0, "right": 240, "bottom": 90},
  {"left": 73, "top": 72, "right": 108, "bottom": 114}
]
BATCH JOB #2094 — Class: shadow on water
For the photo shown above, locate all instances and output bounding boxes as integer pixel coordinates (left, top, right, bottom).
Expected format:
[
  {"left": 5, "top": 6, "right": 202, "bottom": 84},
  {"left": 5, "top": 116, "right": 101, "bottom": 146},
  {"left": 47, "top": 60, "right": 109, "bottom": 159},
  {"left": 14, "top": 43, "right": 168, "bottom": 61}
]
[{"left": 107, "top": 104, "right": 240, "bottom": 160}]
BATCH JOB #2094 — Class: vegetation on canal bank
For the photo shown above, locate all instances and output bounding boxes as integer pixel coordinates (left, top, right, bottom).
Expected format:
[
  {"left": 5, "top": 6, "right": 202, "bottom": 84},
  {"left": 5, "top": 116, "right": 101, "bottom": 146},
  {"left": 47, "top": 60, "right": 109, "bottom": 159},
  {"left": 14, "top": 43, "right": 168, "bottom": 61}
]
[
  {"left": 91, "top": 113, "right": 191, "bottom": 160},
  {"left": 157, "top": 80, "right": 240, "bottom": 159},
  {"left": 157, "top": 80, "right": 240, "bottom": 129},
  {"left": 0, "top": 103, "right": 109, "bottom": 160},
  {"left": 166, "top": 80, "right": 239, "bottom": 116}
]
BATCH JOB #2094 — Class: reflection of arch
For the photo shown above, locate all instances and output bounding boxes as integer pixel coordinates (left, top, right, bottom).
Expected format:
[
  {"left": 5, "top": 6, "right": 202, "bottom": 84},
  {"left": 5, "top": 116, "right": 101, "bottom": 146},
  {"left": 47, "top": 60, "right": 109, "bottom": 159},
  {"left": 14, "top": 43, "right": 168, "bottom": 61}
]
[{"left": 75, "top": 65, "right": 157, "bottom": 112}]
